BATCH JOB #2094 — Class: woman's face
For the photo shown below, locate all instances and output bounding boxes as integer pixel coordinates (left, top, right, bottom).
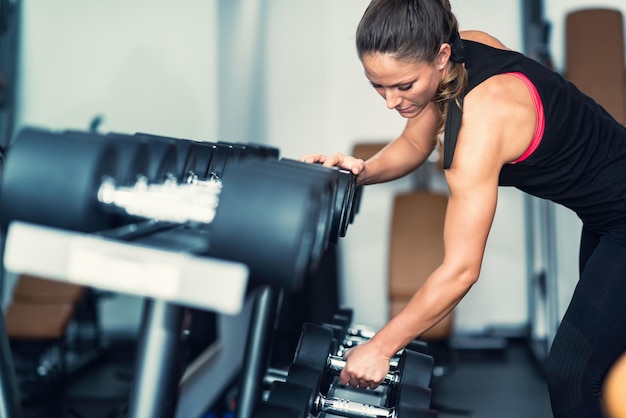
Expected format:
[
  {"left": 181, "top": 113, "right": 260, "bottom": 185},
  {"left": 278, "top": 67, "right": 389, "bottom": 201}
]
[{"left": 362, "top": 52, "right": 444, "bottom": 119}]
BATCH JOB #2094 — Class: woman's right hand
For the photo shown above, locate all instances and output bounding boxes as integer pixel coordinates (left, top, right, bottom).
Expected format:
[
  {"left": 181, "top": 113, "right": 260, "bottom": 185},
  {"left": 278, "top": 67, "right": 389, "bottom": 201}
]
[{"left": 300, "top": 152, "right": 366, "bottom": 176}]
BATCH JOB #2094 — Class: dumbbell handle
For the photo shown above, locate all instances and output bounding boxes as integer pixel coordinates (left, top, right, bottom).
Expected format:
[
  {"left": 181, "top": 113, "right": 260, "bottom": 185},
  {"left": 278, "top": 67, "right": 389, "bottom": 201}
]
[
  {"left": 315, "top": 393, "right": 396, "bottom": 418},
  {"left": 337, "top": 345, "right": 402, "bottom": 370},
  {"left": 328, "top": 355, "right": 399, "bottom": 386},
  {"left": 347, "top": 326, "right": 376, "bottom": 339}
]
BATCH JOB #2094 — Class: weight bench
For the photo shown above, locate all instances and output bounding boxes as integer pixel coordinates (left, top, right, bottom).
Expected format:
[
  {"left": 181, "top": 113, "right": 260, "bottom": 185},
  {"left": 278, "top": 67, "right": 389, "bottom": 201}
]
[
  {"left": 4, "top": 274, "right": 100, "bottom": 402},
  {"left": 565, "top": 8, "right": 625, "bottom": 125}
]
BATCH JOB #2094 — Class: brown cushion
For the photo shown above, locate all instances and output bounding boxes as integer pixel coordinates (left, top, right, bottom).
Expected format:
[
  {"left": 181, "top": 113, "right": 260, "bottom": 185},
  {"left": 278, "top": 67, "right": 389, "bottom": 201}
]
[
  {"left": 12, "top": 274, "right": 84, "bottom": 304},
  {"left": 388, "top": 191, "right": 453, "bottom": 340},
  {"left": 566, "top": 8, "right": 625, "bottom": 124},
  {"left": 5, "top": 302, "right": 75, "bottom": 340}
]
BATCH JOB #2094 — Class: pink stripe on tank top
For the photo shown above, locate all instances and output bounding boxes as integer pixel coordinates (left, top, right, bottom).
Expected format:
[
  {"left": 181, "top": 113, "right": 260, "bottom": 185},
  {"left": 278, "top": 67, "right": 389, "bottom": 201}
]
[{"left": 507, "top": 72, "right": 545, "bottom": 164}]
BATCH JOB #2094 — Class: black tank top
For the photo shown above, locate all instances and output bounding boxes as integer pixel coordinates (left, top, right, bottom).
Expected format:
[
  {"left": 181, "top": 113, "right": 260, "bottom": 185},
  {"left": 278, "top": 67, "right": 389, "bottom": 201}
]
[{"left": 443, "top": 40, "right": 626, "bottom": 233}]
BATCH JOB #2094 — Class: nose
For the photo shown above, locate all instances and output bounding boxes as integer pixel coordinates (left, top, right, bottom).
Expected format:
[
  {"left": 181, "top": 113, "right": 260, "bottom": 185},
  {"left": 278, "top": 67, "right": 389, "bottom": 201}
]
[{"left": 384, "top": 88, "right": 402, "bottom": 109}]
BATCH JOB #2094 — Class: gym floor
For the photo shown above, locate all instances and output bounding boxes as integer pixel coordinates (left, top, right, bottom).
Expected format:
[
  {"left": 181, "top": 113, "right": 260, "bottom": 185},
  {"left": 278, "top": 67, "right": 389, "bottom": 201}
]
[
  {"left": 431, "top": 339, "right": 553, "bottom": 418},
  {"left": 18, "top": 336, "right": 553, "bottom": 417}
]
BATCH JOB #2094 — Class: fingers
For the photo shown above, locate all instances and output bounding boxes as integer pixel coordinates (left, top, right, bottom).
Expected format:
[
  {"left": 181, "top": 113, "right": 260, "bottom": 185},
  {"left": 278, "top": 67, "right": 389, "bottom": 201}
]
[
  {"left": 339, "top": 369, "right": 381, "bottom": 390},
  {"left": 300, "top": 152, "right": 366, "bottom": 176},
  {"left": 299, "top": 153, "right": 328, "bottom": 164},
  {"left": 338, "top": 359, "right": 382, "bottom": 390}
]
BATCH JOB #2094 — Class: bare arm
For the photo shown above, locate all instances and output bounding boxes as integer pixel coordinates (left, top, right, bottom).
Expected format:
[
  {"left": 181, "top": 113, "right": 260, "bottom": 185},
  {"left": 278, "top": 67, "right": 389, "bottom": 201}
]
[
  {"left": 338, "top": 134, "right": 501, "bottom": 389},
  {"left": 338, "top": 75, "right": 533, "bottom": 389},
  {"left": 301, "top": 101, "right": 439, "bottom": 186}
]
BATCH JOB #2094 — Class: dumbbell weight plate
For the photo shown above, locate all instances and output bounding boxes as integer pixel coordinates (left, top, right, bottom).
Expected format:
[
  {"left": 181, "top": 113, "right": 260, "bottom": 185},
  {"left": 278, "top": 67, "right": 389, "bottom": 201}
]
[
  {"left": 252, "top": 402, "right": 304, "bottom": 418},
  {"left": 266, "top": 381, "right": 314, "bottom": 418},
  {"left": 395, "top": 405, "right": 440, "bottom": 418},
  {"left": 208, "top": 160, "right": 325, "bottom": 290},
  {"left": 389, "top": 384, "right": 432, "bottom": 411},
  {"left": 330, "top": 313, "right": 352, "bottom": 331},
  {"left": 286, "top": 363, "right": 323, "bottom": 391},
  {"left": 263, "top": 159, "right": 339, "bottom": 263},
  {"left": 333, "top": 307, "right": 355, "bottom": 326},
  {"left": 285, "top": 362, "right": 338, "bottom": 399},
  {"left": 0, "top": 128, "right": 117, "bottom": 233},
  {"left": 321, "top": 322, "right": 348, "bottom": 356},
  {"left": 190, "top": 141, "right": 217, "bottom": 179},
  {"left": 282, "top": 162, "right": 354, "bottom": 256},
  {"left": 276, "top": 158, "right": 356, "bottom": 244},
  {"left": 135, "top": 133, "right": 198, "bottom": 182},
  {"left": 217, "top": 140, "right": 280, "bottom": 159},
  {"left": 131, "top": 133, "right": 178, "bottom": 183},
  {"left": 173, "top": 138, "right": 198, "bottom": 181},
  {"left": 407, "top": 339, "right": 430, "bottom": 355},
  {"left": 63, "top": 130, "right": 150, "bottom": 186},
  {"left": 65, "top": 131, "right": 156, "bottom": 228},
  {"left": 293, "top": 323, "right": 335, "bottom": 370},
  {"left": 395, "top": 349, "right": 434, "bottom": 389},
  {"left": 206, "top": 142, "right": 243, "bottom": 178}
]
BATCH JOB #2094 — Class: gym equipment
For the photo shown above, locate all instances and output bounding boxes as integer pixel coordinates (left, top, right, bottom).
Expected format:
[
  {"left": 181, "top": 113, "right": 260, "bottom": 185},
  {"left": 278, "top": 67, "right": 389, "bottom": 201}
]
[
  {"left": 5, "top": 274, "right": 101, "bottom": 402},
  {"left": 252, "top": 402, "right": 301, "bottom": 418},
  {"left": 286, "top": 361, "right": 432, "bottom": 409},
  {"left": 210, "top": 157, "right": 339, "bottom": 281},
  {"left": 235, "top": 164, "right": 358, "bottom": 418},
  {"left": 0, "top": 127, "right": 331, "bottom": 290},
  {"left": 265, "top": 379, "right": 437, "bottom": 418},
  {"left": 293, "top": 323, "right": 434, "bottom": 390},
  {"left": 322, "top": 312, "right": 430, "bottom": 367},
  {"left": 0, "top": 127, "right": 361, "bottom": 418},
  {"left": 0, "top": 128, "right": 117, "bottom": 232},
  {"left": 271, "top": 158, "right": 357, "bottom": 244}
]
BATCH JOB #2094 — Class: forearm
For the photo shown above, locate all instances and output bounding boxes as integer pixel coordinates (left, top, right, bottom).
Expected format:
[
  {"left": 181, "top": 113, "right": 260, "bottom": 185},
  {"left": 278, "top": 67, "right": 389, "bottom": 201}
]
[
  {"left": 368, "top": 265, "right": 476, "bottom": 358},
  {"left": 357, "top": 135, "right": 435, "bottom": 186}
]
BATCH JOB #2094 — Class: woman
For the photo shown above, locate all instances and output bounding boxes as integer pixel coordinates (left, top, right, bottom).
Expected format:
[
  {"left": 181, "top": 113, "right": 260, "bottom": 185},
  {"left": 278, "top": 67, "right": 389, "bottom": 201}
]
[{"left": 300, "top": 0, "right": 626, "bottom": 416}]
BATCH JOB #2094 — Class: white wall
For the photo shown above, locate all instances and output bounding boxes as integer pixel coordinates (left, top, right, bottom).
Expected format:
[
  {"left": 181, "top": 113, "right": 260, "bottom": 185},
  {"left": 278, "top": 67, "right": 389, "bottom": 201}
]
[{"left": 16, "top": 0, "right": 219, "bottom": 140}]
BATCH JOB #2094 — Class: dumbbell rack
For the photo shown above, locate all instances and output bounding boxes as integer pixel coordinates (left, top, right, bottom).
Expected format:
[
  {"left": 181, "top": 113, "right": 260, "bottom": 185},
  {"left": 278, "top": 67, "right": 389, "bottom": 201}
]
[
  {"left": 0, "top": 126, "right": 361, "bottom": 418},
  {"left": 1, "top": 220, "right": 250, "bottom": 418}
]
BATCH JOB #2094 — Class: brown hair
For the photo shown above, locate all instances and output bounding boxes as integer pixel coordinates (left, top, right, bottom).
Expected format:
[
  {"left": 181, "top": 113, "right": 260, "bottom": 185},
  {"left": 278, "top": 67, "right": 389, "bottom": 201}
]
[{"left": 356, "top": 0, "right": 468, "bottom": 134}]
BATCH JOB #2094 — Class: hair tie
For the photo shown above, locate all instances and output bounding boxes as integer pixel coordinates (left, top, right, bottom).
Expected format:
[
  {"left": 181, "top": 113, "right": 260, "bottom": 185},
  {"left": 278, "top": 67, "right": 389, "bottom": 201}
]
[{"left": 450, "top": 32, "right": 465, "bottom": 63}]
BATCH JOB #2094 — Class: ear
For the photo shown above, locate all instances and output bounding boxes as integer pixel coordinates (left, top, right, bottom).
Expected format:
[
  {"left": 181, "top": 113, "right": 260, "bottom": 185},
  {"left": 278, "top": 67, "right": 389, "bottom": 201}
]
[{"left": 436, "top": 43, "right": 452, "bottom": 69}]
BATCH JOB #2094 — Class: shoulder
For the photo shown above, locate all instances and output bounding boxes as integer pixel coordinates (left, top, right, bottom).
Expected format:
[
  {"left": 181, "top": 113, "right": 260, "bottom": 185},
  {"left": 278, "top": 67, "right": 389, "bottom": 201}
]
[
  {"left": 460, "top": 30, "right": 510, "bottom": 51},
  {"left": 460, "top": 73, "right": 537, "bottom": 166}
]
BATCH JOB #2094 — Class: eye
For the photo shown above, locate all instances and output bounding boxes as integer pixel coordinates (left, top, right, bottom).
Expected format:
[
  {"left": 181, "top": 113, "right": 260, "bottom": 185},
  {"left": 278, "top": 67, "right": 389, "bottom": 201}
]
[
  {"left": 369, "top": 81, "right": 383, "bottom": 89},
  {"left": 398, "top": 83, "right": 413, "bottom": 91}
]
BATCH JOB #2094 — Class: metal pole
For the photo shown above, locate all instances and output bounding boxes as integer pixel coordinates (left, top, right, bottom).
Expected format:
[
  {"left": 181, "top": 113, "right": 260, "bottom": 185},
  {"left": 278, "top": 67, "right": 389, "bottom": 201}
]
[
  {"left": 543, "top": 200, "right": 560, "bottom": 351},
  {"left": 128, "top": 299, "right": 185, "bottom": 418},
  {"left": 0, "top": 314, "right": 22, "bottom": 418},
  {"left": 523, "top": 194, "right": 537, "bottom": 339},
  {"left": 235, "top": 285, "right": 280, "bottom": 418}
]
